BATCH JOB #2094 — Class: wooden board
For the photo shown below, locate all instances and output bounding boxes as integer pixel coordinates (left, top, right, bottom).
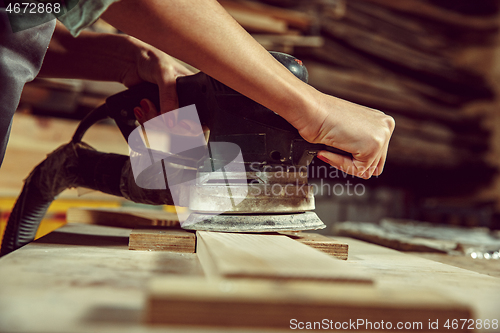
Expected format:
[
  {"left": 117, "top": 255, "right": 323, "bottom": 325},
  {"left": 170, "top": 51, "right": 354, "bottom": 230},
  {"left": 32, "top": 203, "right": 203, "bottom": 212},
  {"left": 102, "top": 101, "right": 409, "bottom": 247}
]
[
  {"left": 129, "top": 228, "right": 195, "bottom": 253},
  {"left": 252, "top": 34, "right": 323, "bottom": 51},
  {"left": 66, "top": 207, "right": 187, "bottom": 228},
  {"left": 219, "top": 0, "right": 311, "bottom": 30},
  {"left": 224, "top": 7, "right": 288, "bottom": 34},
  {"left": 146, "top": 277, "right": 471, "bottom": 330},
  {"left": 355, "top": 0, "right": 499, "bottom": 31},
  {"left": 2, "top": 224, "right": 499, "bottom": 333},
  {"left": 279, "top": 232, "right": 348, "bottom": 260},
  {"left": 196, "top": 231, "right": 370, "bottom": 283}
]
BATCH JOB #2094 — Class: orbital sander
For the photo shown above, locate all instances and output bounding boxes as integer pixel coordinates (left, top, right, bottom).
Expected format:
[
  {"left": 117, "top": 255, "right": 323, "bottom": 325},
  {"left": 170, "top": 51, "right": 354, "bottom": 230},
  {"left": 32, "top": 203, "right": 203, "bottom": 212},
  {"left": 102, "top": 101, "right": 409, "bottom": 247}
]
[{"left": 0, "top": 52, "right": 350, "bottom": 255}]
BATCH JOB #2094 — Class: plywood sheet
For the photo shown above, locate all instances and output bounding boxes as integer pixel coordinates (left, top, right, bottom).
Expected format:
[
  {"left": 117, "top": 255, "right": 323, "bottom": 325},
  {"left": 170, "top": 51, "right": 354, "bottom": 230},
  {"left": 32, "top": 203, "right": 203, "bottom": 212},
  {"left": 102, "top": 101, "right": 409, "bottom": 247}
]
[{"left": 129, "top": 228, "right": 195, "bottom": 253}]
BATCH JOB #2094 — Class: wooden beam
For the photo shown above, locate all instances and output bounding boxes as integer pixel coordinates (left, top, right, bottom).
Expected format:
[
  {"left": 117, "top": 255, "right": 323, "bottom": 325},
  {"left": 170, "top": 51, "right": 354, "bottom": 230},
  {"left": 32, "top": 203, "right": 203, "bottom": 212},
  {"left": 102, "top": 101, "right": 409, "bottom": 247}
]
[
  {"left": 129, "top": 228, "right": 195, "bottom": 253},
  {"left": 146, "top": 276, "right": 472, "bottom": 330},
  {"left": 196, "top": 231, "right": 371, "bottom": 283}
]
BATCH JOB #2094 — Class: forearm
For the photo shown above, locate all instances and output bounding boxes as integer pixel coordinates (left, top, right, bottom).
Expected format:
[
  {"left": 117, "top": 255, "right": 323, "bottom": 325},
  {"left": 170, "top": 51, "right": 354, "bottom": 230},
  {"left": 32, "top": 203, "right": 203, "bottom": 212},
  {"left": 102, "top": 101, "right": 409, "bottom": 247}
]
[
  {"left": 100, "top": 0, "right": 316, "bottom": 127},
  {"left": 39, "top": 22, "right": 137, "bottom": 83}
]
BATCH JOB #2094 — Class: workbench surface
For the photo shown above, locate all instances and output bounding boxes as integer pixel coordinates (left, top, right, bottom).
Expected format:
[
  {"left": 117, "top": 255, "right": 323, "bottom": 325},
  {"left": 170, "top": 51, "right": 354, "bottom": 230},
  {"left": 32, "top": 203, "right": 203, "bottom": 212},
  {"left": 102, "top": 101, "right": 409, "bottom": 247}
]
[{"left": 0, "top": 223, "right": 499, "bottom": 333}]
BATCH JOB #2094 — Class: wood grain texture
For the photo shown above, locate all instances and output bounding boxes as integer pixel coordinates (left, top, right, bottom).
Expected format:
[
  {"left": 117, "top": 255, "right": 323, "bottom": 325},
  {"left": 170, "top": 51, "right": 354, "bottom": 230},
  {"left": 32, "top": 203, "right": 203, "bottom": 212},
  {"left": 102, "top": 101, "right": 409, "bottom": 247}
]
[
  {"left": 129, "top": 229, "right": 195, "bottom": 253},
  {"left": 219, "top": 0, "right": 311, "bottom": 30},
  {"left": 146, "top": 277, "right": 472, "bottom": 330},
  {"left": 354, "top": 0, "right": 499, "bottom": 31},
  {"left": 279, "top": 232, "right": 348, "bottom": 260},
  {"left": 224, "top": 7, "right": 288, "bottom": 34},
  {"left": 66, "top": 207, "right": 187, "bottom": 228},
  {"left": 126, "top": 228, "right": 348, "bottom": 259},
  {"left": 2, "top": 224, "right": 498, "bottom": 332},
  {"left": 196, "top": 231, "right": 370, "bottom": 283}
]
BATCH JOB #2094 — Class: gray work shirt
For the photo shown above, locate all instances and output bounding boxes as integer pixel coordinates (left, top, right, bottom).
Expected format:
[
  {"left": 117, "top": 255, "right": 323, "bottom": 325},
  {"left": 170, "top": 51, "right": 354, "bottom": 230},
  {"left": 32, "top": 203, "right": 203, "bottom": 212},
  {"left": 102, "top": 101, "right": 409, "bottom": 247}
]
[{"left": 0, "top": 0, "right": 119, "bottom": 166}]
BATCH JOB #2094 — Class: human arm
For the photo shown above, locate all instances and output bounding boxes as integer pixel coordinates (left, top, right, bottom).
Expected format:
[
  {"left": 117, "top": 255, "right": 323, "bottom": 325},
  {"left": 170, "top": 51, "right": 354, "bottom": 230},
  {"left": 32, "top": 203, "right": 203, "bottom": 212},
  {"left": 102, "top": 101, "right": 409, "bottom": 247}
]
[
  {"left": 38, "top": 21, "right": 193, "bottom": 112},
  {"left": 101, "top": 0, "right": 394, "bottom": 179}
]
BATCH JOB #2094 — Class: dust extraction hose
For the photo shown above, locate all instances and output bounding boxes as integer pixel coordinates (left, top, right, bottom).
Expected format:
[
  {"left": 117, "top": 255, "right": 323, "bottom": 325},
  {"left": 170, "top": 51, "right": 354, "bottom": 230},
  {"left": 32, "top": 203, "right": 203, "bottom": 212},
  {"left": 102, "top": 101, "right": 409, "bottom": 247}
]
[{"left": 0, "top": 142, "right": 173, "bottom": 256}]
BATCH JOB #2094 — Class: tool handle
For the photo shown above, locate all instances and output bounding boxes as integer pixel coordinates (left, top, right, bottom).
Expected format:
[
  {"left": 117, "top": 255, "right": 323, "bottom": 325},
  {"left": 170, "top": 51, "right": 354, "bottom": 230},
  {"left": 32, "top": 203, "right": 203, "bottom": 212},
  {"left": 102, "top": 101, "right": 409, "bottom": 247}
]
[
  {"left": 291, "top": 140, "right": 351, "bottom": 165},
  {"left": 323, "top": 145, "right": 352, "bottom": 157},
  {"left": 105, "top": 82, "right": 160, "bottom": 140}
]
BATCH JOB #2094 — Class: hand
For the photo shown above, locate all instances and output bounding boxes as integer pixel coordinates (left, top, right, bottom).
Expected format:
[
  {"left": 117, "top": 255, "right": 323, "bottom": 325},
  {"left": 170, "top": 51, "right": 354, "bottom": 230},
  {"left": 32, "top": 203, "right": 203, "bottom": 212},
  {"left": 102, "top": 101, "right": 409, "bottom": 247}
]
[
  {"left": 121, "top": 37, "right": 194, "bottom": 122},
  {"left": 295, "top": 91, "right": 395, "bottom": 179}
]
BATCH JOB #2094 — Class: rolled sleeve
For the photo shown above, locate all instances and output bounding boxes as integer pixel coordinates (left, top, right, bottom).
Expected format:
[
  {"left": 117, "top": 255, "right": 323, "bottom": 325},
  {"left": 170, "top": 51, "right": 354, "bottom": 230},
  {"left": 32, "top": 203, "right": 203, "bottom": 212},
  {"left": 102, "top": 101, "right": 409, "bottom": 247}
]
[{"left": 58, "top": 0, "right": 120, "bottom": 36}]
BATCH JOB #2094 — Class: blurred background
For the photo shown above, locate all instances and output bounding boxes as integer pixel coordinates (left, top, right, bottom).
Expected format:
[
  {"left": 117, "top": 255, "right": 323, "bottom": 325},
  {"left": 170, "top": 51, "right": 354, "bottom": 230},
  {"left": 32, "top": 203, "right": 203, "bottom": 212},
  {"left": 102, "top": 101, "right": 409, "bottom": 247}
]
[{"left": 1, "top": 0, "right": 500, "bottom": 262}]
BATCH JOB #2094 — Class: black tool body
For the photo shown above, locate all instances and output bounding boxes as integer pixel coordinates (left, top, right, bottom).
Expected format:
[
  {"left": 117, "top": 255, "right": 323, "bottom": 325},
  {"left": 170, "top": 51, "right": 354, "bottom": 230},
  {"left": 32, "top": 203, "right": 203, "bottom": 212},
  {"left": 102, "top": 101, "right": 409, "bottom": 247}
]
[{"left": 103, "top": 52, "right": 351, "bottom": 168}]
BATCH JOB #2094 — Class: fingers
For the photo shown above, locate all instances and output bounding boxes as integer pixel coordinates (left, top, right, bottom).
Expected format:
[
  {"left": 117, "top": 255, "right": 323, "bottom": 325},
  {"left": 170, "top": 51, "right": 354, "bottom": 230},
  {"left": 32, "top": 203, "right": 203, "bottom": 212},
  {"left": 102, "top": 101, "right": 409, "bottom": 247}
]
[
  {"left": 134, "top": 99, "right": 159, "bottom": 125},
  {"left": 373, "top": 152, "right": 387, "bottom": 176},
  {"left": 317, "top": 150, "right": 384, "bottom": 180}
]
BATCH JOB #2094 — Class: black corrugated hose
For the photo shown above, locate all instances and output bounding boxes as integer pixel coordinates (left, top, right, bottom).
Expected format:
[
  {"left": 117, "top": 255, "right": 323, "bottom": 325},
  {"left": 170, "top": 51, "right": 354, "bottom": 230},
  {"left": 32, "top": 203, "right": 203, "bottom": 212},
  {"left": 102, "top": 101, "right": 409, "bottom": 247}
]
[{"left": 0, "top": 141, "right": 174, "bottom": 256}]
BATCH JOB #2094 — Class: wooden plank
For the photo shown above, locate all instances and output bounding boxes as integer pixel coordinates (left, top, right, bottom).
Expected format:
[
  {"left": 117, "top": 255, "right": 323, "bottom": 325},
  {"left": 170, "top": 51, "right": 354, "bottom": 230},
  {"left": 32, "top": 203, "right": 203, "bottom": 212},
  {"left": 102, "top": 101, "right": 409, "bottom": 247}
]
[
  {"left": 224, "top": 7, "right": 288, "bottom": 34},
  {"left": 129, "top": 228, "right": 195, "bottom": 253},
  {"left": 279, "top": 232, "right": 348, "bottom": 260},
  {"left": 306, "top": 61, "right": 465, "bottom": 123},
  {"left": 252, "top": 34, "right": 323, "bottom": 49},
  {"left": 146, "top": 276, "right": 472, "bottom": 330},
  {"left": 353, "top": 0, "right": 499, "bottom": 31},
  {"left": 66, "top": 207, "right": 187, "bottom": 228},
  {"left": 219, "top": 0, "right": 311, "bottom": 30},
  {"left": 196, "top": 231, "right": 371, "bottom": 283}
]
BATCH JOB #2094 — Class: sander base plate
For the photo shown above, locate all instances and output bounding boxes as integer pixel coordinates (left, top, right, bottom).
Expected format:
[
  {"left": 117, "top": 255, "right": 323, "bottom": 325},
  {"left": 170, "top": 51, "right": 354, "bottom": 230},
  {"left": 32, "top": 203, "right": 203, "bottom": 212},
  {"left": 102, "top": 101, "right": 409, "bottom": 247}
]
[{"left": 181, "top": 211, "right": 325, "bottom": 232}]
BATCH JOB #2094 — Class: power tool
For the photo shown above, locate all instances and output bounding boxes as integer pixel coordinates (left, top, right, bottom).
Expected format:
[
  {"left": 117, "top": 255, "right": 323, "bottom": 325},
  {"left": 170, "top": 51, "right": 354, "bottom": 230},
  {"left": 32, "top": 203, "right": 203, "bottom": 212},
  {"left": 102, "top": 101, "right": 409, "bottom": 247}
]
[{"left": 1, "top": 52, "right": 350, "bottom": 255}]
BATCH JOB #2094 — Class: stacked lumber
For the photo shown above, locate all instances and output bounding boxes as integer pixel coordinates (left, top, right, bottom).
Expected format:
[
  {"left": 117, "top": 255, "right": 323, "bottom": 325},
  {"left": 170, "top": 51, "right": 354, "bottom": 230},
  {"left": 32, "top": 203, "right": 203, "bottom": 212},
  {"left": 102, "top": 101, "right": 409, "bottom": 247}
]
[
  {"left": 219, "top": 0, "right": 324, "bottom": 52},
  {"left": 229, "top": 0, "right": 499, "bottom": 174}
]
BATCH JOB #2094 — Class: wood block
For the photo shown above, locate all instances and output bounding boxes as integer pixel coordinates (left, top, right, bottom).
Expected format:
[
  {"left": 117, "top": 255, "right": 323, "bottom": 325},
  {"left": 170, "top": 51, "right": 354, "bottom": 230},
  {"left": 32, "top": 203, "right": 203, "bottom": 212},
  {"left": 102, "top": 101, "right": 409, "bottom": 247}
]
[
  {"left": 145, "top": 276, "right": 472, "bottom": 330},
  {"left": 280, "top": 232, "right": 348, "bottom": 260},
  {"left": 196, "top": 231, "right": 371, "bottom": 283},
  {"left": 129, "top": 228, "right": 196, "bottom": 253},
  {"left": 66, "top": 207, "right": 188, "bottom": 228}
]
